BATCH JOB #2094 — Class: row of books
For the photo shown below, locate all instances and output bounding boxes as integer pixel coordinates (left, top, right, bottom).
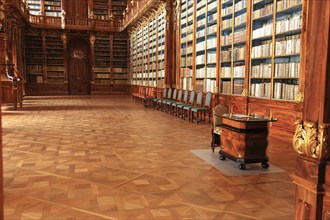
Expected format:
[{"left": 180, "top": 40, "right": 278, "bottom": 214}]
[
  {"left": 276, "top": 14, "right": 302, "bottom": 34},
  {"left": 252, "top": 22, "right": 273, "bottom": 39},
  {"left": 207, "top": 52, "right": 217, "bottom": 63},
  {"left": 233, "top": 46, "right": 245, "bottom": 60},
  {"left": 233, "top": 65, "right": 245, "bottom": 77},
  {"left": 221, "top": 50, "right": 231, "bottom": 62},
  {"left": 208, "top": 1, "right": 217, "bottom": 11},
  {"left": 195, "top": 67, "right": 218, "bottom": 78},
  {"left": 233, "top": 80, "right": 244, "bottom": 94},
  {"left": 180, "top": 67, "right": 193, "bottom": 77},
  {"left": 235, "top": 13, "right": 247, "bottom": 27},
  {"left": 221, "top": 30, "right": 246, "bottom": 45},
  {"left": 26, "top": 65, "right": 43, "bottom": 70},
  {"left": 196, "top": 55, "right": 205, "bottom": 65},
  {"left": 47, "top": 66, "right": 64, "bottom": 71},
  {"left": 182, "top": 77, "right": 193, "bottom": 91},
  {"left": 207, "top": 25, "right": 217, "bottom": 35},
  {"left": 221, "top": 6, "right": 233, "bottom": 18},
  {"left": 206, "top": 79, "right": 217, "bottom": 93},
  {"left": 250, "top": 82, "right": 271, "bottom": 98},
  {"left": 221, "top": 67, "right": 231, "bottom": 78},
  {"left": 222, "top": 19, "right": 232, "bottom": 29},
  {"left": 45, "top": 12, "right": 61, "bottom": 17},
  {"left": 251, "top": 41, "right": 273, "bottom": 58},
  {"left": 253, "top": 3, "right": 274, "bottom": 20},
  {"left": 234, "top": 0, "right": 247, "bottom": 12},
  {"left": 274, "top": 62, "right": 300, "bottom": 78},
  {"left": 221, "top": 81, "right": 231, "bottom": 94},
  {"left": 251, "top": 63, "right": 272, "bottom": 78},
  {"left": 114, "top": 74, "right": 128, "bottom": 78},
  {"left": 277, "top": 0, "right": 302, "bottom": 12},
  {"left": 95, "top": 74, "right": 110, "bottom": 79},
  {"left": 275, "top": 35, "right": 300, "bottom": 55},
  {"left": 273, "top": 82, "right": 298, "bottom": 100}
]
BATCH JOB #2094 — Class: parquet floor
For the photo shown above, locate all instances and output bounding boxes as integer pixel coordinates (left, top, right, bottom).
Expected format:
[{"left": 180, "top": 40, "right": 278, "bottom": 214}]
[{"left": 2, "top": 95, "right": 297, "bottom": 219}]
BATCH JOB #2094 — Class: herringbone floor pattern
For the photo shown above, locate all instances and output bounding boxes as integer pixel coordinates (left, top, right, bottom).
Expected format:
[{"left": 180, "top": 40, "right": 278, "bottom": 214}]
[{"left": 2, "top": 95, "right": 296, "bottom": 219}]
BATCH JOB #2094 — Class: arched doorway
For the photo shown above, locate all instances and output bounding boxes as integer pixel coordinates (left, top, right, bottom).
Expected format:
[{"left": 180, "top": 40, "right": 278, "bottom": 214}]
[{"left": 68, "top": 38, "right": 90, "bottom": 94}]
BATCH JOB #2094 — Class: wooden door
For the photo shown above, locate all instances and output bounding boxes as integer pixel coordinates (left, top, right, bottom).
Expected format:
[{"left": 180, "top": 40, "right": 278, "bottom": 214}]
[{"left": 68, "top": 39, "right": 90, "bottom": 94}]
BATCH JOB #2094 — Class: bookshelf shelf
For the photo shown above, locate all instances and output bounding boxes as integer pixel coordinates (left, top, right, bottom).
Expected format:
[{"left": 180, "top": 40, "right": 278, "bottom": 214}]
[
  {"left": 94, "top": 36, "right": 111, "bottom": 84},
  {"left": 25, "top": 33, "right": 44, "bottom": 83},
  {"left": 27, "top": 0, "right": 41, "bottom": 15},
  {"left": 45, "top": 35, "right": 64, "bottom": 83}
]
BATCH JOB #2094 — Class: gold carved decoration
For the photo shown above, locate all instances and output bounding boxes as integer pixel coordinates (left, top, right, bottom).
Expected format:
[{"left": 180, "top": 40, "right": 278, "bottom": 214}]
[
  {"left": 61, "top": 33, "right": 67, "bottom": 45},
  {"left": 89, "top": 34, "right": 95, "bottom": 48},
  {"left": 295, "top": 92, "right": 304, "bottom": 103},
  {"left": 292, "top": 120, "right": 330, "bottom": 160},
  {"left": 241, "top": 89, "right": 248, "bottom": 96}
]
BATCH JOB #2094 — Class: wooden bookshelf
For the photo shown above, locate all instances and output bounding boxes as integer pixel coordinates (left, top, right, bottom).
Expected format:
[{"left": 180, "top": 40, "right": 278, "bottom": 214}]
[
  {"left": 219, "top": 0, "right": 248, "bottom": 95},
  {"left": 250, "top": 0, "right": 302, "bottom": 101},
  {"left": 94, "top": 36, "right": 111, "bottom": 84},
  {"left": 27, "top": 0, "right": 42, "bottom": 15},
  {"left": 111, "top": 0, "right": 126, "bottom": 19},
  {"left": 45, "top": 35, "right": 65, "bottom": 83},
  {"left": 194, "top": 0, "right": 218, "bottom": 93},
  {"left": 128, "top": 6, "right": 166, "bottom": 88},
  {"left": 44, "top": 0, "right": 62, "bottom": 17},
  {"left": 157, "top": 11, "right": 166, "bottom": 88},
  {"left": 113, "top": 34, "right": 128, "bottom": 85},
  {"left": 179, "top": 0, "right": 194, "bottom": 91},
  {"left": 25, "top": 32, "right": 44, "bottom": 84},
  {"left": 94, "top": 0, "right": 110, "bottom": 19}
]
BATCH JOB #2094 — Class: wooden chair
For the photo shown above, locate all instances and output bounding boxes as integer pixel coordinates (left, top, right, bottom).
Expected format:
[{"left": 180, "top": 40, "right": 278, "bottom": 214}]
[
  {"left": 172, "top": 90, "right": 188, "bottom": 117},
  {"left": 169, "top": 89, "right": 183, "bottom": 115},
  {"left": 143, "top": 87, "right": 155, "bottom": 107},
  {"left": 153, "top": 88, "right": 167, "bottom": 109},
  {"left": 182, "top": 91, "right": 203, "bottom": 121},
  {"left": 176, "top": 90, "right": 195, "bottom": 119},
  {"left": 190, "top": 92, "right": 212, "bottom": 124},
  {"left": 163, "top": 89, "right": 178, "bottom": 113},
  {"left": 210, "top": 104, "right": 229, "bottom": 152},
  {"left": 156, "top": 88, "right": 172, "bottom": 110}
]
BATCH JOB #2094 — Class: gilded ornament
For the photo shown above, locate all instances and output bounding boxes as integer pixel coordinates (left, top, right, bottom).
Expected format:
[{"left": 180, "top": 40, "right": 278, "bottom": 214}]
[
  {"left": 292, "top": 120, "right": 330, "bottom": 160},
  {"left": 89, "top": 34, "right": 95, "bottom": 46},
  {"left": 241, "top": 89, "right": 248, "bottom": 96},
  {"left": 295, "top": 92, "right": 304, "bottom": 103}
]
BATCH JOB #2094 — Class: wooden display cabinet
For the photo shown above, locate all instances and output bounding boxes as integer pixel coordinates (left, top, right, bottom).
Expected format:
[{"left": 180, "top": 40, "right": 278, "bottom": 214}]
[{"left": 218, "top": 113, "right": 277, "bottom": 170}]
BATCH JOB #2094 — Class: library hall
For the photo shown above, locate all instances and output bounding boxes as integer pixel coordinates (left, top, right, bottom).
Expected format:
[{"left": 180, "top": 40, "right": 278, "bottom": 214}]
[{"left": 0, "top": 0, "right": 329, "bottom": 219}]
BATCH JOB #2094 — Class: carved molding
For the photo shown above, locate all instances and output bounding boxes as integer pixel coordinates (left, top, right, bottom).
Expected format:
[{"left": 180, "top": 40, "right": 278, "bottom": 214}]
[{"left": 293, "top": 120, "right": 330, "bottom": 160}]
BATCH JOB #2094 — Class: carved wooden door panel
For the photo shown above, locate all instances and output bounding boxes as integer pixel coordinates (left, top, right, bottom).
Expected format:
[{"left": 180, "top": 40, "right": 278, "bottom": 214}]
[{"left": 68, "top": 39, "right": 90, "bottom": 94}]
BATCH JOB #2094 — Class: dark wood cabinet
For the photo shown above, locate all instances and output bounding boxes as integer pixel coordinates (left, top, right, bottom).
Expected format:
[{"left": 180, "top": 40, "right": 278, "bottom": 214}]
[{"left": 218, "top": 113, "right": 276, "bottom": 170}]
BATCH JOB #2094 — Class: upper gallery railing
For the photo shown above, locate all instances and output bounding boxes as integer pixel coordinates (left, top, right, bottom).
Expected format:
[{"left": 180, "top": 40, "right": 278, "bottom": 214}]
[
  {"left": 6, "top": 0, "right": 122, "bottom": 31},
  {"left": 5, "top": 0, "right": 160, "bottom": 31}
]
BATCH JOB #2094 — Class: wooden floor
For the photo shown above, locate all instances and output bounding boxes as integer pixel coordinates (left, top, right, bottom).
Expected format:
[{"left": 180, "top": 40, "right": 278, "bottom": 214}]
[{"left": 2, "top": 95, "right": 297, "bottom": 219}]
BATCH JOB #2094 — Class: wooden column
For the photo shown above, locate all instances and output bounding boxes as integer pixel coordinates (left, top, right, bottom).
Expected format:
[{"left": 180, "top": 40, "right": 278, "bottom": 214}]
[
  {"left": 0, "top": 32, "right": 5, "bottom": 220},
  {"left": 88, "top": 0, "right": 94, "bottom": 18},
  {"left": 61, "top": 33, "right": 68, "bottom": 90},
  {"left": 109, "top": 34, "right": 114, "bottom": 84},
  {"left": 41, "top": 30, "right": 46, "bottom": 83},
  {"left": 291, "top": 0, "right": 330, "bottom": 219},
  {"left": 89, "top": 33, "right": 95, "bottom": 92},
  {"left": 164, "top": 0, "right": 175, "bottom": 88}
]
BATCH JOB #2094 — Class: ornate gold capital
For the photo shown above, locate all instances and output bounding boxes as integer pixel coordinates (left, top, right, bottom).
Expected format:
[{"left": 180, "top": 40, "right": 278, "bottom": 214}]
[{"left": 292, "top": 120, "right": 330, "bottom": 160}]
